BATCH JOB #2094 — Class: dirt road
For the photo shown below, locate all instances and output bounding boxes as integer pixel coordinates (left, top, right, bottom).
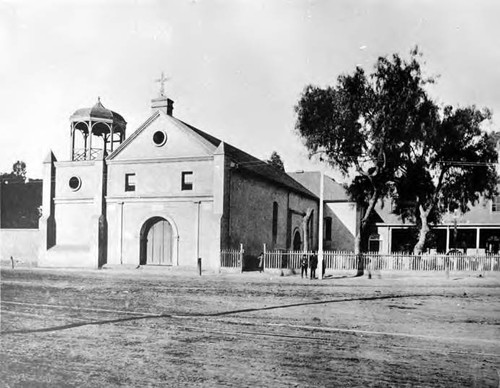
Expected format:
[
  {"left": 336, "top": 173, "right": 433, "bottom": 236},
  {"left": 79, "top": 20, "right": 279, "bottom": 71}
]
[{"left": 1, "top": 268, "right": 499, "bottom": 387}]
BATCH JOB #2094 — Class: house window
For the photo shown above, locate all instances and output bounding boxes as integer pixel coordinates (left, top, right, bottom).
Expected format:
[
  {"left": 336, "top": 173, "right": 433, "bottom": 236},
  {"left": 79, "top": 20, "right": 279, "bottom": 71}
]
[
  {"left": 181, "top": 171, "right": 193, "bottom": 191},
  {"left": 125, "top": 173, "right": 136, "bottom": 192},
  {"left": 368, "top": 233, "right": 381, "bottom": 252},
  {"left": 492, "top": 196, "right": 500, "bottom": 212},
  {"left": 272, "top": 202, "right": 278, "bottom": 245},
  {"left": 324, "top": 217, "right": 332, "bottom": 241}
]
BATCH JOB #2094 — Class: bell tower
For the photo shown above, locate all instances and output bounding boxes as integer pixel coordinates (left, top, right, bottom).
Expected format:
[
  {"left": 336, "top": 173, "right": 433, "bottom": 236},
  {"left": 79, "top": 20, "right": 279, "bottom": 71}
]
[{"left": 69, "top": 98, "right": 127, "bottom": 161}]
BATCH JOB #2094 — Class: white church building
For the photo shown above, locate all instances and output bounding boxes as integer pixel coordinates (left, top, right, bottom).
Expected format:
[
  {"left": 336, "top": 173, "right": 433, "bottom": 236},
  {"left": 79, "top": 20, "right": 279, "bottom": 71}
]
[{"left": 39, "top": 88, "right": 318, "bottom": 269}]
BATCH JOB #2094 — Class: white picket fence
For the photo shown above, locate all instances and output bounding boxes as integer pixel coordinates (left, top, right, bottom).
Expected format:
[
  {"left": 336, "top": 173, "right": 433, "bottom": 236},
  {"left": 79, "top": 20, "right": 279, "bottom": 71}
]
[
  {"left": 264, "top": 250, "right": 315, "bottom": 270},
  {"left": 220, "top": 247, "right": 500, "bottom": 272},
  {"left": 220, "top": 248, "right": 243, "bottom": 270},
  {"left": 320, "top": 251, "right": 500, "bottom": 272}
]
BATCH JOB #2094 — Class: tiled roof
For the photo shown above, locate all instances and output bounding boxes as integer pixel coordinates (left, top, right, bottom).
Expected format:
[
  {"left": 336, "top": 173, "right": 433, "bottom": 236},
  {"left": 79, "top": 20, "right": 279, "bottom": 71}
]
[{"left": 178, "top": 119, "right": 317, "bottom": 199}]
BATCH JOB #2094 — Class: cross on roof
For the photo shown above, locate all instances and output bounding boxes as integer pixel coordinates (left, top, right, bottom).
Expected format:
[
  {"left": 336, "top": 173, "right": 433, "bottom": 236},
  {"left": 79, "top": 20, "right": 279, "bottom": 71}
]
[{"left": 155, "top": 72, "right": 170, "bottom": 97}]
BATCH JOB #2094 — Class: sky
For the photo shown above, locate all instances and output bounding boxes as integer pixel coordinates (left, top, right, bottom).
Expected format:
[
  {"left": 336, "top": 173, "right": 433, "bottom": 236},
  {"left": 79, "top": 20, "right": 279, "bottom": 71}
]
[{"left": 1, "top": 0, "right": 499, "bottom": 180}]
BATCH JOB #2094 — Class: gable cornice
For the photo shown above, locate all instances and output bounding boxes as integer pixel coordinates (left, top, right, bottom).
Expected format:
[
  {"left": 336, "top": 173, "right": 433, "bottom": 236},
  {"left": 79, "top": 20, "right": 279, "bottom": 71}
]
[
  {"left": 107, "top": 111, "right": 160, "bottom": 160},
  {"left": 106, "top": 110, "right": 219, "bottom": 161},
  {"left": 107, "top": 155, "right": 214, "bottom": 165}
]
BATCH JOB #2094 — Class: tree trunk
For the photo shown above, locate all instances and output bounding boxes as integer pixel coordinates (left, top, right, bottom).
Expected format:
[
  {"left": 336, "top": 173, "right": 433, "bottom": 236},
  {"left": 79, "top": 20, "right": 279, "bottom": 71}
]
[
  {"left": 354, "top": 231, "right": 364, "bottom": 277},
  {"left": 414, "top": 207, "right": 430, "bottom": 255},
  {"left": 355, "top": 191, "right": 379, "bottom": 276},
  {"left": 302, "top": 208, "right": 314, "bottom": 251}
]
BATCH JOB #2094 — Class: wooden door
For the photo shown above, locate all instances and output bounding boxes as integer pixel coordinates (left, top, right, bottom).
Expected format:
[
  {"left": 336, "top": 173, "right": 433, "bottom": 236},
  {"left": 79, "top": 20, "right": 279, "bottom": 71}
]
[{"left": 146, "top": 219, "right": 173, "bottom": 265}]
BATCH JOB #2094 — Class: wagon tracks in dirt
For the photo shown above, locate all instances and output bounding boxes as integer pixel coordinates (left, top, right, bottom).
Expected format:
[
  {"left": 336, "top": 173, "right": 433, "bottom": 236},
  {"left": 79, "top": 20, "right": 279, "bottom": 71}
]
[{"left": 0, "top": 292, "right": 447, "bottom": 335}]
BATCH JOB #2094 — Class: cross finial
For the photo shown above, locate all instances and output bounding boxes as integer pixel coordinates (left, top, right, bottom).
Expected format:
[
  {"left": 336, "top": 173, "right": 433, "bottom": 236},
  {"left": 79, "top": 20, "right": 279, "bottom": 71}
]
[{"left": 155, "top": 72, "right": 170, "bottom": 97}]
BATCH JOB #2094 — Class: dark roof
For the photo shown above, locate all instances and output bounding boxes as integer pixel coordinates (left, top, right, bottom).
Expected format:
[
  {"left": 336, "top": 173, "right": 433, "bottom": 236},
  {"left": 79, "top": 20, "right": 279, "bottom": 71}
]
[
  {"left": 70, "top": 98, "right": 126, "bottom": 125},
  {"left": 179, "top": 119, "right": 317, "bottom": 199}
]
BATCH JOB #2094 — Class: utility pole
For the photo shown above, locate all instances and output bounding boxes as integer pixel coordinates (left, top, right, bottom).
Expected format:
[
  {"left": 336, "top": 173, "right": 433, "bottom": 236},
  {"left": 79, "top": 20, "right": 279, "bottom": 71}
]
[{"left": 318, "top": 172, "right": 324, "bottom": 279}]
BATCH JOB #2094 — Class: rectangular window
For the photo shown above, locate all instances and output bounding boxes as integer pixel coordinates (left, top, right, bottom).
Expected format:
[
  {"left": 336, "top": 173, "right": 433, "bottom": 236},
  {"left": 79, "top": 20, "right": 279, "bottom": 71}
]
[
  {"left": 492, "top": 196, "right": 500, "bottom": 212},
  {"left": 125, "top": 173, "right": 136, "bottom": 192},
  {"left": 272, "top": 202, "right": 278, "bottom": 245},
  {"left": 181, "top": 171, "right": 193, "bottom": 191},
  {"left": 324, "top": 217, "right": 332, "bottom": 241}
]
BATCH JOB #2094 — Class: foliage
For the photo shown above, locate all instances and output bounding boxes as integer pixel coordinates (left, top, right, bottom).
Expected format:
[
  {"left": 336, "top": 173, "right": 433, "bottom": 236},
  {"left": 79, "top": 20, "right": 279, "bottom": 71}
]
[
  {"left": 295, "top": 48, "right": 435, "bottom": 252},
  {"left": 295, "top": 47, "right": 499, "bottom": 254},
  {"left": 267, "top": 151, "right": 285, "bottom": 172},
  {"left": 0, "top": 161, "right": 42, "bottom": 229},
  {"left": 392, "top": 105, "right": 499, "bottom": 253},
  {"left": 12, "top": 160, "right": 27, "bottom": 181}
]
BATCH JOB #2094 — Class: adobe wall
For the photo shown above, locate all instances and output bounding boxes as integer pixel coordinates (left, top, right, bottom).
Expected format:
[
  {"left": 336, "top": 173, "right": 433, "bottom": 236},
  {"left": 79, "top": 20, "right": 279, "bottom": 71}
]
[
  {"left": 52, "top": 162, "right": 101, "bottom": 247},
  {"left": 227, "top": 170, "right": 318, "bottom": 256},
  {"left": 106, "top": 199, "right": 220, "bottom": 269},
  {"left": 106, "top": 157, "right": 220, "bottom": 269},
  {"left": 0, "top": 229, "right": 41, "bottom": 265},
  {"left": 106, "top": 159, "right": 214, "bottom": 199}
]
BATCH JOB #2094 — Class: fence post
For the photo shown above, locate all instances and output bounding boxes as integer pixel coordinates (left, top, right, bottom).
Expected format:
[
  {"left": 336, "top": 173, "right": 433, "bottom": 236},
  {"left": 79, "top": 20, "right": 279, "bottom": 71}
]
[
  {"left": 263, "top": 243, "right": 266, "bottom": 272},
  {"left": 240, "top": 243, "right": 244, "bottom": 273}
]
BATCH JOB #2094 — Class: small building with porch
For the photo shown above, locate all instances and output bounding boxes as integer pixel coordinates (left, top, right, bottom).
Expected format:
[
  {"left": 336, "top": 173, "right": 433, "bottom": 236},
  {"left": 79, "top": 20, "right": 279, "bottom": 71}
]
[{"left": 369, "top": 195, "right": 500, "bottom": 254}]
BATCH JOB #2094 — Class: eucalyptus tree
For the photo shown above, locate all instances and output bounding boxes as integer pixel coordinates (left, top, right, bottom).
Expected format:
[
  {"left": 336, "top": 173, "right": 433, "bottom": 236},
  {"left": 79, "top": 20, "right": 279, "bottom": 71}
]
[
  {"left": 393, "top": 106, "right": 499, "bottom": 254},
  {"left": 295, "top": 49, "right": 435, "bottom": 261}
]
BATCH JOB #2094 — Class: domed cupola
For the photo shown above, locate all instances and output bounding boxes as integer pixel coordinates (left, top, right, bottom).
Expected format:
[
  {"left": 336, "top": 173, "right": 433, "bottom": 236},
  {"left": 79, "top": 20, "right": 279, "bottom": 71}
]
[{"left": 69, "top": 98, "right": 127, "bottom": 161}]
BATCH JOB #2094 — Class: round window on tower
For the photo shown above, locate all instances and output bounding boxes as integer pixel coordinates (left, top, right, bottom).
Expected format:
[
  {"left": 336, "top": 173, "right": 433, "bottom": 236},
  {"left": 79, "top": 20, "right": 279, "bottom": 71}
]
[
  {"left": 69, "top": 176, "right": 82, "bottom": 191},
  {"left": 153, "top": 130, "right": 167, "bottom": 147}
]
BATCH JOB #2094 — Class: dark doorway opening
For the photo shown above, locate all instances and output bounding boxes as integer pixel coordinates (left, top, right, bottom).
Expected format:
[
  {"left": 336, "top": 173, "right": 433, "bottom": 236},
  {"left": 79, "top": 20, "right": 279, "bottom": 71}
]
[{"left": 293, "top": 230, "right": 302, "bottom": 251}]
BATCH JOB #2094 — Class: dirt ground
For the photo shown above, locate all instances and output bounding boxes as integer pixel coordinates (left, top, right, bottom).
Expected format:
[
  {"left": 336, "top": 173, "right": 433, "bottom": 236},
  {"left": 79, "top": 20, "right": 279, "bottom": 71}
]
[{"left": 1, "top": 266, "right": 499, "bottom": 387}]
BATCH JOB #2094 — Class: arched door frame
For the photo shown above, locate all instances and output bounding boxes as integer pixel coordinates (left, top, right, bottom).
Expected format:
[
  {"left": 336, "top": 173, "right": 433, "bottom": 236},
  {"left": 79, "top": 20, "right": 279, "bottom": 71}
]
[
  {"left": 138, "top": 213, "right": 179, "bottom": 266},
  {"left": 292, "top": 228, "right": 302, "bottom": 251}
]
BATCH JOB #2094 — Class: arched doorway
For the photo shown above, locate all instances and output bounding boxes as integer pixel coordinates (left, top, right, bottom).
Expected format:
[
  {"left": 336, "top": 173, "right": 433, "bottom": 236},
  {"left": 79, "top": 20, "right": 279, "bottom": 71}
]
[
  {"left": 293, "top": 230, "right": 302, "bottom": 251},
  {"left": 140, "top": 217, "right": 173, "bottom": 265}
]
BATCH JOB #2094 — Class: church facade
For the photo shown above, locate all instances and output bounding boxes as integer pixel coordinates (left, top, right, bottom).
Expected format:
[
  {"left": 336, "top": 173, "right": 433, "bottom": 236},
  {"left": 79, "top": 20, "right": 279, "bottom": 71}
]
[{"left": 39, "top": 93, "right": 318, "bottom": 269}]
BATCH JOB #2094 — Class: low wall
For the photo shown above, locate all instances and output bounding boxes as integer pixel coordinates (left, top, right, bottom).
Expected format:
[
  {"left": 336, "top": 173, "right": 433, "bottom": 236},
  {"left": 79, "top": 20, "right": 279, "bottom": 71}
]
[{"left": 0, "top": 229, "right": 41, "bottom": 266}]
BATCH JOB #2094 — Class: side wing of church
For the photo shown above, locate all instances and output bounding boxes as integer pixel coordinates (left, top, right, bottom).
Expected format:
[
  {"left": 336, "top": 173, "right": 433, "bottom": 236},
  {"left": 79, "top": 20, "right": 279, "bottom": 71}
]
[{"left": 39, "top": 94, "right": 318, "bottom": 269}]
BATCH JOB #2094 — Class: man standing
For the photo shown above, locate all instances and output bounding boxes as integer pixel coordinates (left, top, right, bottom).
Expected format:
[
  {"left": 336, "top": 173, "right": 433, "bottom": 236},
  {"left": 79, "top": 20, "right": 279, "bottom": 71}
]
[
  {"left": 300, "top": 255, "right": 308, "bottom": 278},
  {"left": 310, "top": 254, "right": 318, "bottom": 279},
  {"left": 257, "top": 252, "right": 264, "bottom": 273}
]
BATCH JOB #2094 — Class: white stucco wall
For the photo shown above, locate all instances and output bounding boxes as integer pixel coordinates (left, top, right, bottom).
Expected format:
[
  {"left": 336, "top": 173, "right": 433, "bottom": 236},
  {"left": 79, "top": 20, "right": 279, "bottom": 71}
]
[
  {"left": 0, "top": 229, "right": 40, "bottom": 265},
  {"left": 112, "top": 114, "right": 214, "bottom": 161},
  {"left": 326, "top": 202, "right": 357, "bottom": 235},
  {"left": 324, "top": 202, "right": 357, "bottom": 251},
  {"left": 107, "top": 159, "right": 213, "bottom": 199},
  {"left": 107, "top": 199, "right": 220, "bottom": 268}
]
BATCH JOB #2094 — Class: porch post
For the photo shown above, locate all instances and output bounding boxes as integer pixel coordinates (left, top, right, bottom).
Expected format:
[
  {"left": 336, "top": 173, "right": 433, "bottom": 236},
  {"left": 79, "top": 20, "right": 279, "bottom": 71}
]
[
  {"left": 446, "top": 225, "right": 450, "bottom": 252},
  {"left": 476, "top": 227, "right": 480, "bottom": 253}
]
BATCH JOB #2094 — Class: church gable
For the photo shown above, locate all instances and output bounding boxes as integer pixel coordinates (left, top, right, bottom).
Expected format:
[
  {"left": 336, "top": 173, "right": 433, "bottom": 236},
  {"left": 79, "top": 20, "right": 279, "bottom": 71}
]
[{"left": 109, "top": 112, "right": 216, "bottom": 161}]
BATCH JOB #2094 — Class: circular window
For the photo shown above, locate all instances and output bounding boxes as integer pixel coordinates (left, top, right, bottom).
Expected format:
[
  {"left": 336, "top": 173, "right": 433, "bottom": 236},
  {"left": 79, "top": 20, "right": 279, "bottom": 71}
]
[
  {"left": 153, "top": 130, "right": 167, "bottom": 146},
  {"left": 69, "top": 176, "right": 81, "bottom": 191}
]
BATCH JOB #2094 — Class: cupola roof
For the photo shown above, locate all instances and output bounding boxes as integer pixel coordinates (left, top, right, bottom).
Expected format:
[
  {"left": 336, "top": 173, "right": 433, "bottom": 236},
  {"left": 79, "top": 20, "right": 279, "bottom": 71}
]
[{"left": 70, "top": 97, "right": 126, "bottom": 126}]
